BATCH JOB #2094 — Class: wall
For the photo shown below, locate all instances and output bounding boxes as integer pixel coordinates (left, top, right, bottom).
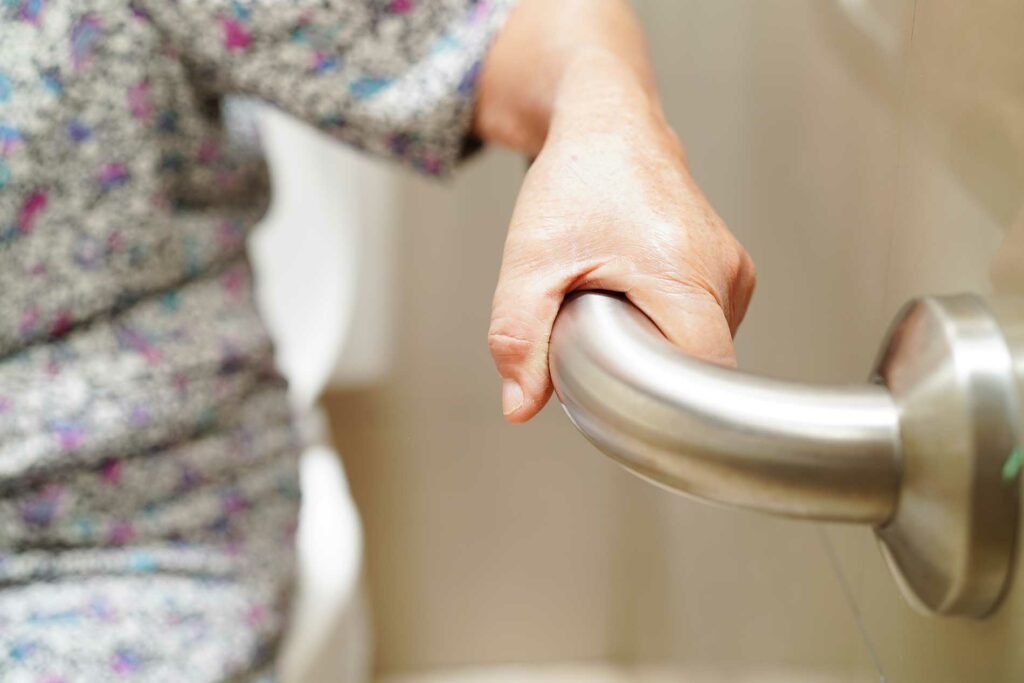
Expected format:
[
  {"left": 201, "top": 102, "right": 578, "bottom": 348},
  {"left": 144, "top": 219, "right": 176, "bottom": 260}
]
[
  {"left": 325, "top": 1, "right": 902, "bottom": 677},
  {"left": 325, "top": 0, "right": 1024, "bottom": 680},
  {"left": 813, "top": 1, "right": 1024, "bottom": 681}
]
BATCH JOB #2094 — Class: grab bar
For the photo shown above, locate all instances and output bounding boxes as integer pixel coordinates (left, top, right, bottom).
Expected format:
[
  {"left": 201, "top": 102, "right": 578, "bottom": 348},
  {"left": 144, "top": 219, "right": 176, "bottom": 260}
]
[{"left": 549, "top": 292, "right": 1022, "bottom": 618}]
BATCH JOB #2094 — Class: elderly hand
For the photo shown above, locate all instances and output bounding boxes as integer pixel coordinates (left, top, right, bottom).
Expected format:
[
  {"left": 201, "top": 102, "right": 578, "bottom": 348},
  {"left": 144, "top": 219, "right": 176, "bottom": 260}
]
[{"left": 476, "top": 1, "right": 755, "bottom": 422}]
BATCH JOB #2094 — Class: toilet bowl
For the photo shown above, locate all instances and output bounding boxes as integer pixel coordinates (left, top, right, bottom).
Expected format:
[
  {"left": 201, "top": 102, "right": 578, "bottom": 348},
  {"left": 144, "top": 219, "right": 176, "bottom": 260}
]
[{"left": 246, "top": 105, "right": 398, "bottom": 683}]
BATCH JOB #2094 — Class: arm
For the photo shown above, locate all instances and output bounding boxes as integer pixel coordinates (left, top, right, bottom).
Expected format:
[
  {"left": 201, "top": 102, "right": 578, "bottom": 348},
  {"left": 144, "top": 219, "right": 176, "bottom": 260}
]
[
  {"left": 142, "top": 0, "right": 518, "bottom": 175},
  {"left": 475, "top": 0, "right": 756, "bottom": 421}
]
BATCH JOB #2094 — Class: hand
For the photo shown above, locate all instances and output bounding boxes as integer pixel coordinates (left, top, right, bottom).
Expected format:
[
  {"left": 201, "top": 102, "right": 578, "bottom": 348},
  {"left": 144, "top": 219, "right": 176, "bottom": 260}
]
[{"left": 476, "top": 2, "right": 755, "bottom": 422}]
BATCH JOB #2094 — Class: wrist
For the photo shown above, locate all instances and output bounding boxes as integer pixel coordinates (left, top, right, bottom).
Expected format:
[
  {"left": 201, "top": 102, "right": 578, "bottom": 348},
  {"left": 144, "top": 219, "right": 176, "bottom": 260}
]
[
  {"left": 548, "top": 47, "right": 663, "bottom": 142},
  {"left": 474, "top": 0, "right": 659, "bottom": 157},
  {"left": 475, "top": 46, "right": 659, "bottom": 155}
]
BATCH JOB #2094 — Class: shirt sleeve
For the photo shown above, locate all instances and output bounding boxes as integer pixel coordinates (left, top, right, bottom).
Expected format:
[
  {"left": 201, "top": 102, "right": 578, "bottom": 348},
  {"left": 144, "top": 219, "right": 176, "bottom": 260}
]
[{"left": 143, "top": 0, "right": 519, "bottom": 175}]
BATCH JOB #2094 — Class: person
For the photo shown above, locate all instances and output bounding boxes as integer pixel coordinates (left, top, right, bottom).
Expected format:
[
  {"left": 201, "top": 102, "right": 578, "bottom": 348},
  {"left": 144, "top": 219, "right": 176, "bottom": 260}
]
[{"left": 0, "top": 0, "right": 754, "bottom": 680}]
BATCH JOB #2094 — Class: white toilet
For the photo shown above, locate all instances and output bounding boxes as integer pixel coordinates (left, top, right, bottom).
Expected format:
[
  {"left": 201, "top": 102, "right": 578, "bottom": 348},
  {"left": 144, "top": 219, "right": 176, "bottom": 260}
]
[{"left": 246, "top": 106, "right": 399, "bottom": 683}]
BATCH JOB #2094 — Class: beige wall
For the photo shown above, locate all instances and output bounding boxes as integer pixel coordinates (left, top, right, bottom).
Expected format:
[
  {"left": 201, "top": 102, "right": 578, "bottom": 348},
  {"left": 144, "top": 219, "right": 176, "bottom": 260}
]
[
  {"left": 328, "top": 1, "right": 877, "bottom": 677},
  {"left": 327, "top": 0, "right": 1024, "bottom": 680},
  {"left": 815, "top": 1, "right": 1024, "bottom": 681},
  {"left": 325, "top": 144, "right": 871, "bottom": 675}
]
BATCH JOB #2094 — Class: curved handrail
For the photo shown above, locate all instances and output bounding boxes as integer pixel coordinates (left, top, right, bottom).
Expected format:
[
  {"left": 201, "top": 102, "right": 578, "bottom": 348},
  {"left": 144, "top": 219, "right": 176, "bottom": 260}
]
[{"left": 548, "top": 292, "right": 901, "bottom": 524}]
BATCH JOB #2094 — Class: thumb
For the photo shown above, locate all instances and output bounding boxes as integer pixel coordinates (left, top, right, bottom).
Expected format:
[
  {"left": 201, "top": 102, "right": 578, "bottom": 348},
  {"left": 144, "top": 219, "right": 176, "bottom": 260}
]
[{"left": 488, "top": 276, "right": 562, "bottom": 423}]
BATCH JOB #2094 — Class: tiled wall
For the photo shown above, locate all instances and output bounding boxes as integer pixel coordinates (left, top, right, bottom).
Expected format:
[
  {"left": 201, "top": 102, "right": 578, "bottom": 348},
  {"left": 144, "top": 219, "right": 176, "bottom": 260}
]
[{"left": 326, "top": 0, "right": 1024, "bottom": 680}]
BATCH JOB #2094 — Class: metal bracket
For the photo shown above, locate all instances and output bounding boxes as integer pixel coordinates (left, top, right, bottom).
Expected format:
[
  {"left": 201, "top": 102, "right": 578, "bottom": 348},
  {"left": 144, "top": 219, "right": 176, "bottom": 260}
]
[
  {"left": 874, "top": 296, "right": 1020, "bottom": 617},
  {"left": 550, "top": 292, "right": 1022, "bottom": 618}
]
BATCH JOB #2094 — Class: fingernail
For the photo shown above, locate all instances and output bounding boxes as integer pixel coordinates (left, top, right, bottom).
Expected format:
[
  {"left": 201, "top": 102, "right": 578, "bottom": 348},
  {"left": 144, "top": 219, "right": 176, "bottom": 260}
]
[{"left": 502, "top": 379, "right": 524, "bottom": 416}]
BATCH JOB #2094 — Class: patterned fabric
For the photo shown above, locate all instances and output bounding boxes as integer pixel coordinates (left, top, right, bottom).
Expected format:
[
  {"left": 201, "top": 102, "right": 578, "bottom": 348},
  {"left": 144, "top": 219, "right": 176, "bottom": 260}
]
[{"left": 0, "top": 1, "right": 515, "bottom": 680}]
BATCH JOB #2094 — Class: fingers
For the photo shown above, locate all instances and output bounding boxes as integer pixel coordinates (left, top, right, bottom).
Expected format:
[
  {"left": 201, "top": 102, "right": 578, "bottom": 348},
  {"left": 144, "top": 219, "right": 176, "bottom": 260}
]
[
  {"left": 627, "top": 281, "right": 738, "bottom": 367},
  {"left": 572, "top": 254, "right": 749, "bottom": 368},
  {"left": 623, "top": 237, "right": 756, "bottom": 363},
  {"left": 489, "top": 269, "right": 740, "bottom": 426},
  {"left": 489, "top": 258, "right": 751, "bottom": 423},
  {"left": 488, "top": 276, "right": 562, "bottom": 423}
]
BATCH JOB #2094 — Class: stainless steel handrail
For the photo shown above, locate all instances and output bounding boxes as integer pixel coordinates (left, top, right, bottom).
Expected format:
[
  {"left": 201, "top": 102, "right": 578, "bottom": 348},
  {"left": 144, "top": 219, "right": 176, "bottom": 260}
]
[
  {"left": 549, "top": 292, "right": 901, "bottom": 524},
  {"left": 548, "top": 291, "right": 1022, "bottom": 617}
]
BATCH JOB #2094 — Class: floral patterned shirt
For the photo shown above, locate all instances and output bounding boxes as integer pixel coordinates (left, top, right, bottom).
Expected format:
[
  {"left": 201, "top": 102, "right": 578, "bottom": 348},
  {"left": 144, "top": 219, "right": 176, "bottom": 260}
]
[{"left": 0, "top": 1, "right": 515, "bottom": 680}]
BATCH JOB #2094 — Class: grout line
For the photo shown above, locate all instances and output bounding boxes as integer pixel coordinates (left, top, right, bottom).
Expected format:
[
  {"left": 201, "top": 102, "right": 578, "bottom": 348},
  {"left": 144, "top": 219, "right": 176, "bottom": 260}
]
[
  {"left": 817, "top": 527, "right": 887, "bottom": 683},
  {"left": 878, "top": 0, "right": 920, "bottom": 316}
]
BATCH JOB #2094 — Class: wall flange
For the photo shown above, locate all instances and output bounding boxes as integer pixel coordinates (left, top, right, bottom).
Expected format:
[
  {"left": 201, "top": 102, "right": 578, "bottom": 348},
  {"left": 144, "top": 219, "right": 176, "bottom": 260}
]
[{"left": 874, "top": 296, "right": 1020, "bottom": 617}]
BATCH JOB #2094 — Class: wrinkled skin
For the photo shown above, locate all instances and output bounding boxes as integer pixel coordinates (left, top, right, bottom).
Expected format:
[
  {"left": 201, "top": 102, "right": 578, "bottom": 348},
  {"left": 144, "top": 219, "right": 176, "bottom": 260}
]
[{"left": 477, "top": 2, "right": 756, "bottom": 422}]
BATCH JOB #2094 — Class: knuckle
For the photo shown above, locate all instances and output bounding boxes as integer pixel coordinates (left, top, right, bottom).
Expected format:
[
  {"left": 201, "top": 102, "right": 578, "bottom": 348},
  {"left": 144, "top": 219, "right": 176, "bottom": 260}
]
[
  {"left": 736, "top": 248, "right": 757, "bottom": 295},
  {"left": 487, "top": 318, "right": 534, "bottom": 364},
  {"left": 723, "top": 247, "right": 756, "bottom": 331},
  {"left": 720, "top": 238, "right": 756, "bottom": 300},
  {"left": 720, "top": 239, "right": 744, "bottom": 278}
]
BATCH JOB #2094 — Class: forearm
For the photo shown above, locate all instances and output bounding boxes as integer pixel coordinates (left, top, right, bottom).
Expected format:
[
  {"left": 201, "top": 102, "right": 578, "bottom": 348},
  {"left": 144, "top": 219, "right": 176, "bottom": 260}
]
[{"left": 474, "top": 0, "right": 661, "bottom": 156}]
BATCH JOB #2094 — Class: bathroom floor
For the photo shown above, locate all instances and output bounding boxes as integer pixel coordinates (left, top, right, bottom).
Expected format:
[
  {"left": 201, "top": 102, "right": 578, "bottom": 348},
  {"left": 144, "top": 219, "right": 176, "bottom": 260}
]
[{"left": 379, "top": 664, "right": 868, "bottom": 683}]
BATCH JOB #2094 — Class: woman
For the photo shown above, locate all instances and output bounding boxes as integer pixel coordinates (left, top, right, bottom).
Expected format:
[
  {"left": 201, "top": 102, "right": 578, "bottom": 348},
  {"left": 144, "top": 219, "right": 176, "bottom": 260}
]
[{"left": 0, "top": 0, "right": 754, "bottom": 679}]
